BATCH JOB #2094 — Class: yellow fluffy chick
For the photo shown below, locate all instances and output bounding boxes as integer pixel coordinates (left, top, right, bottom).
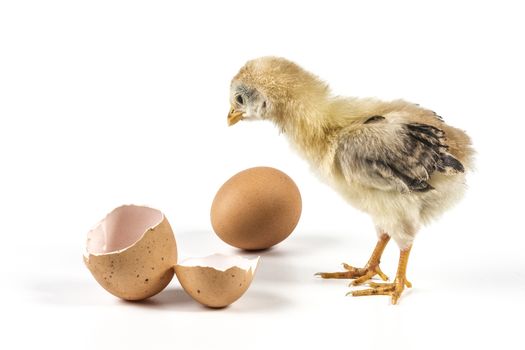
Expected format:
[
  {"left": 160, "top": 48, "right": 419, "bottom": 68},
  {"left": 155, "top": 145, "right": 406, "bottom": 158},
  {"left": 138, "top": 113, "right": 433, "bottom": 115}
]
[{"left": 227, "top": 56, "right": 474, "bottom": 304}]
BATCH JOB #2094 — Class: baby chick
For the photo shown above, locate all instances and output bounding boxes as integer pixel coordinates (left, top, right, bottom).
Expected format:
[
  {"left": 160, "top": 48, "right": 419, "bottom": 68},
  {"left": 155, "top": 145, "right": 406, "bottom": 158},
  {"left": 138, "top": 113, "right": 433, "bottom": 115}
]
[{"left": 227, "top": 57, "right": 474, "bottom": 304}]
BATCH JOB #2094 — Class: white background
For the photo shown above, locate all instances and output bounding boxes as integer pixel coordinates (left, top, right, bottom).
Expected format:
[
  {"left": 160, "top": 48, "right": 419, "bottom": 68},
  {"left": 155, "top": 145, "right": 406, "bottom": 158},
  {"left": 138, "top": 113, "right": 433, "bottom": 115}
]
[{"left": 1, "top": 1, "right": 524, "bottom": 349}]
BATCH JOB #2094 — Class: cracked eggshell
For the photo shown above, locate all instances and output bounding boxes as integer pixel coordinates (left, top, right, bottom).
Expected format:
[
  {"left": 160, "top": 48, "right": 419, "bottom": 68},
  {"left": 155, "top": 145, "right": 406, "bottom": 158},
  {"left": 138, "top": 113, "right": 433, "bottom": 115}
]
[
  {"left": 174, "top": 254, "right": 259, "bottom": 308},
  {"left": 83, "top": 205, "right": 177, "bottom": 301}
]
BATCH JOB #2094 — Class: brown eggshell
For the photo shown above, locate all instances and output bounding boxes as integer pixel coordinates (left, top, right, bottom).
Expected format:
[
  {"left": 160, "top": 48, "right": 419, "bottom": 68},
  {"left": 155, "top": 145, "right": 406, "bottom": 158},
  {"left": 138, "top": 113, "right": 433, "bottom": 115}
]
[
  {"left": 84, "top": 205, "right": 177, "bottom": 301},
  {"left": 174, "top": 254, "right": 259, "bottom": 308},
  {"left": 211, "top": 167, "right": 302, "bottom": 250}
]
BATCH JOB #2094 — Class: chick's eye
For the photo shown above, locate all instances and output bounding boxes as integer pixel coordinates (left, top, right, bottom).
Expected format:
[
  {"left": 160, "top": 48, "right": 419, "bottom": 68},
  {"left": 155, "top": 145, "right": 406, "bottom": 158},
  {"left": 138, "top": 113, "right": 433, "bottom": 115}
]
[{"left": 235, "top": 95, "right": 244, "bottom": 105}]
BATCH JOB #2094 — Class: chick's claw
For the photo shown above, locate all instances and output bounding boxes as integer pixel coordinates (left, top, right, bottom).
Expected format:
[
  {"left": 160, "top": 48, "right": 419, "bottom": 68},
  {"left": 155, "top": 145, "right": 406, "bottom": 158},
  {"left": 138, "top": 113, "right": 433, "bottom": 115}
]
[
  {"left": 314, "top": 270, "right": 361, "bottom": 279},
  {"left": 349, "top": 277, "right": 412, "bottom": 305},
  {"left": 313, "top": 262, "right": 364, "bottom": 279},
  {"left": 349, "top": 264, "right": 389, "bottom": 285},
  {"left": 315, "top": 263, "right": 389, "bottom": 284}
]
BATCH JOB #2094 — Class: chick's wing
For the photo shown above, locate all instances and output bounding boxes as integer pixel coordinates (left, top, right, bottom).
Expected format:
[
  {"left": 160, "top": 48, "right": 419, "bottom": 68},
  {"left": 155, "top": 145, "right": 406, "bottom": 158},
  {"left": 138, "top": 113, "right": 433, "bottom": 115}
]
[{"left": 335, "top": 120, "right": 464, "bottom": 193}]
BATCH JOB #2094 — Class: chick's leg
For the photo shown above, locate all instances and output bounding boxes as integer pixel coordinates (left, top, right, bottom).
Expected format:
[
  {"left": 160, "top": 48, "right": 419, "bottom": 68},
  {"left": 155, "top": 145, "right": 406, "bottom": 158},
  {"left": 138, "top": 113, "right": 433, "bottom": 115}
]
[
  {"left": 350, "top": 245, "right": 412, "bottom": 305},
  {"left": 315, "top": 234, "right": 390, "bottom": 284}
]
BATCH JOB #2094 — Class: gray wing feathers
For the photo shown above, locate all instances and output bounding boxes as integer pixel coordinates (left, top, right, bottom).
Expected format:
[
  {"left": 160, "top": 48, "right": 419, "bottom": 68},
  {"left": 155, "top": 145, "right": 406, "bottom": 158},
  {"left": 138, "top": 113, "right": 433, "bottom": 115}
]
[{"left": 336, "top": 122, "right": 464, "bottom": 193}]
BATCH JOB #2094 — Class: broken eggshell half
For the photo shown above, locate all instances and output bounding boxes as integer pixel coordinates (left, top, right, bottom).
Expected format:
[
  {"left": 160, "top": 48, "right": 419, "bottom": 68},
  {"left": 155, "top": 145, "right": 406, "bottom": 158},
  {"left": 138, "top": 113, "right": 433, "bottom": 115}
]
[
  {"left": 84, "top": 205, "right": 178, "bottom": 301},
  {"left": 174, "top": 254, "right": 259, "bottom": 308}
]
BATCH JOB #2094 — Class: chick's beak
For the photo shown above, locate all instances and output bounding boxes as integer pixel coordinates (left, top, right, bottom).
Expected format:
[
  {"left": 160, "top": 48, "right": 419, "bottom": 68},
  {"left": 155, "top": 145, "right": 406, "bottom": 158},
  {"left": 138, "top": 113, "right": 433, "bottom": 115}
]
[{"left": 227, "top": 105, "right": 244, "bottom": 126}]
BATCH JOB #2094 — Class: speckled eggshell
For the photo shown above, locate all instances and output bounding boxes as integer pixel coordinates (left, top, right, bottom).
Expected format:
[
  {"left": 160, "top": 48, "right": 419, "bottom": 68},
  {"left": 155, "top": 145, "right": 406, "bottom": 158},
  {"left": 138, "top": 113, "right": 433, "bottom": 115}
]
[
  {"left": 211, "top": 167, "right": 302, "bottom": 250},
  {"left": 84, "top": 205, "right": 177, "bottom": 301},
  {"left": 174, "top": 255, "right": 259, "bottom": 308}
]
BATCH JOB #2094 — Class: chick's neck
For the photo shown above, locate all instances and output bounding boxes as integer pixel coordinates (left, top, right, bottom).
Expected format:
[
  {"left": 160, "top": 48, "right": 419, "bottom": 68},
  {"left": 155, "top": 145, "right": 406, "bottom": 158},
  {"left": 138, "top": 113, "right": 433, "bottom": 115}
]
[{"left": 274, "top": 95, "right": 355, "bottom": 163}]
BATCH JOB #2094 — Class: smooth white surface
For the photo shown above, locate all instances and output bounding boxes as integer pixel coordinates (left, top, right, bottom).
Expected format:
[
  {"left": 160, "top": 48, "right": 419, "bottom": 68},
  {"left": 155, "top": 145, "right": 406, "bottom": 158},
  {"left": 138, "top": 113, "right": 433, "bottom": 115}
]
[{"left": 1, "top": 1, "right": 524, "bottom": 349}]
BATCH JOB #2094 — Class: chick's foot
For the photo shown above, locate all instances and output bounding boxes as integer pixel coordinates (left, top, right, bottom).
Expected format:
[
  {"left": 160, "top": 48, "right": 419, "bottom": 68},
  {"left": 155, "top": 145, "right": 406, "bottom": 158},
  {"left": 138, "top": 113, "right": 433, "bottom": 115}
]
[
  {"left": 315, "top": 263, "right": 389, "bottom": 285},
  {"left": 315, "top": 234, "right": 391, "bottom": 284},
  {"left": 350, "top": 246, "right": 412, "bottom": 304},
  {"left": 349, "top": 277, "right": 412, "bottom": 304}
]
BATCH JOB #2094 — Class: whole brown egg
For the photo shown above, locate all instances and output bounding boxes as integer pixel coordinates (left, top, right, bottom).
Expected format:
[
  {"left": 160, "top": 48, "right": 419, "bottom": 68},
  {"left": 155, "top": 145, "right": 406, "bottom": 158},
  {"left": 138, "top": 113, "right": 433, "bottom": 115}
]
[{"left": 210, "top": 167, "right": 302, "bottom": 250}]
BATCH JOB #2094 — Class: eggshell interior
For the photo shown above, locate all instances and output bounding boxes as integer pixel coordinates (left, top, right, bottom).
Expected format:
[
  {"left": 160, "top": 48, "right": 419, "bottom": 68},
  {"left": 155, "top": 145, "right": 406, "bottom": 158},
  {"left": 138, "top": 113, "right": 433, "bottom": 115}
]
[
  {"left": 86, "top": 205, "right": 163, "bottom": 254},
  {"left": 84, "top": 205, "right": 178, "bottom": 301},
  {"left": 175, "top": 254, "right": 259, "bottom": 308}
]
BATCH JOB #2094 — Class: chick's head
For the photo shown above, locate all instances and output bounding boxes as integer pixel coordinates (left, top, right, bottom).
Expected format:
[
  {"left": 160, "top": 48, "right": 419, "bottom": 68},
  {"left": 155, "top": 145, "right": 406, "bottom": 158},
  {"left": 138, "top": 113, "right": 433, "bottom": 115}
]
[{"left": 227, "top": 56, "right": 329, "bottom": 126}]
